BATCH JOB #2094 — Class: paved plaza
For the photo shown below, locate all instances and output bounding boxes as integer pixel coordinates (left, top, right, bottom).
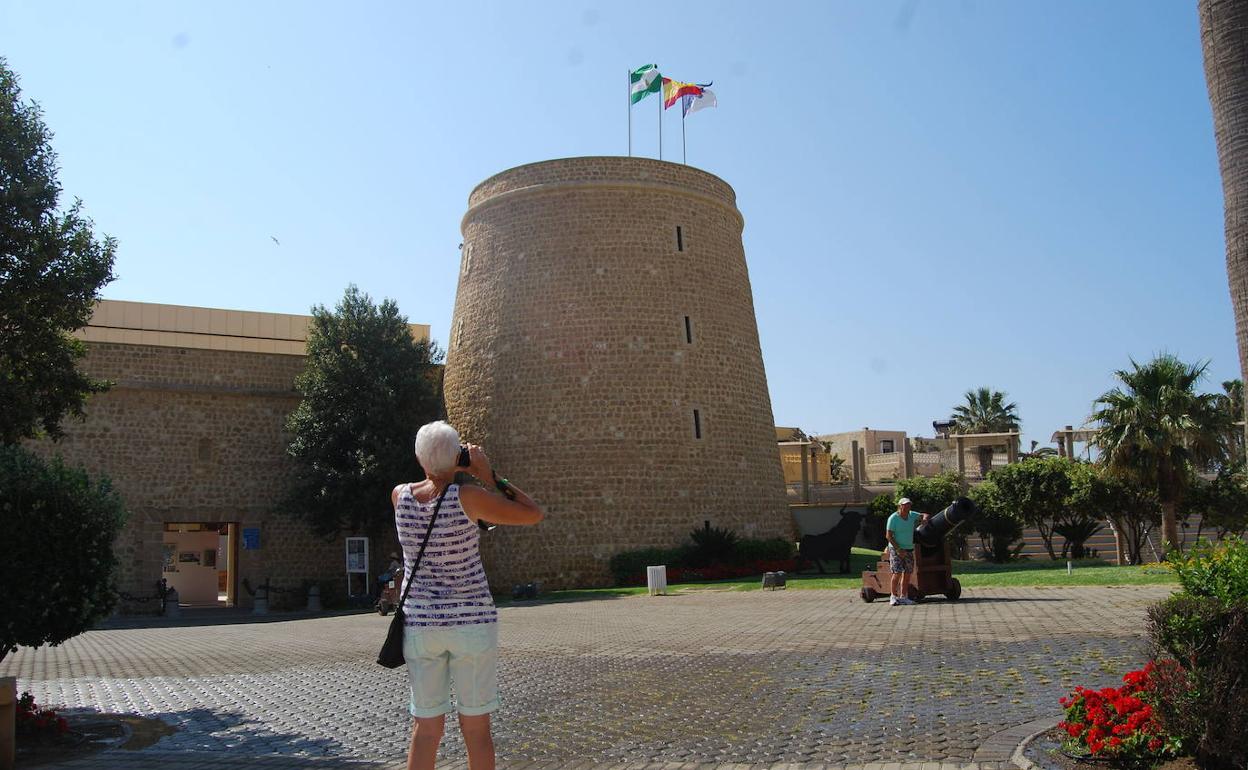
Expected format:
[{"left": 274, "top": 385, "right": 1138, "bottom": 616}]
[{"left": 0, "top": 585, "right": 1173, "bottom": 769}]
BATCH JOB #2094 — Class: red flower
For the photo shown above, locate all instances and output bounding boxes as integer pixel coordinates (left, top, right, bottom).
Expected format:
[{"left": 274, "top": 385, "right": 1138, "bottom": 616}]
[{"left": 1148, "top": 738, "right": 1163, "bottom": 752}]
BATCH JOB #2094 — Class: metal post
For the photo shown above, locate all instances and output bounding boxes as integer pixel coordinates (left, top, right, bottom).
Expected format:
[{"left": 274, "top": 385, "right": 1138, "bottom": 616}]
[
  {"left": 800, "top": 443, "right": 810, "bottom": 503},
  {"left": 851, "top": 439, "right": 862, "bottom": 501},
  {"left": 627, "top": 69, "right": 631, "bottom": 157},
  {"left": 682, "top": 109, "right": 687, "bottom": 165},
  {"left": 658, "top": 83, "right": 663, "bottom": 160}
]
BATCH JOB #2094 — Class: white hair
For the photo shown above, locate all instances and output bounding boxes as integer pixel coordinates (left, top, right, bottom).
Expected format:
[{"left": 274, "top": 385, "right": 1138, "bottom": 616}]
[{"left": 414, "top": 421, "right": 460, "bottom": 475}]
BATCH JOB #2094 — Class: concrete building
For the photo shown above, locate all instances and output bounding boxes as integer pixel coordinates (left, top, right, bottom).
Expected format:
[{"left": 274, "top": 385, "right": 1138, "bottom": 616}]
[
  {"left": 24, "top": 299, "right": 430, "bottom": 609},
  {"left": 444, "top": 157, "right": 791, "bottom": 589}
]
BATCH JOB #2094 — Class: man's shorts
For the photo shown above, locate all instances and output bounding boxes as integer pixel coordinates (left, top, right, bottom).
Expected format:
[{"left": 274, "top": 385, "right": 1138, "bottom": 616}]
[
  {"left": 888, "top": 545, "right": 915, "bottom": 574},
  {"left": 403, "top": 622, "right": 500, "bottom": 717}
]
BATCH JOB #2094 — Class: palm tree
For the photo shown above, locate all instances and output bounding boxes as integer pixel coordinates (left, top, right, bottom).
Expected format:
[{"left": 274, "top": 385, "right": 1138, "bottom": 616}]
[
  {"left": 1090, "top": 355, "right": 1229, "bottom": 553},
  {"left": 1215, "top": 379, "right": 1244, "bottom": 468},
  {"left": 1020, "top": 440, "right": 1060, "bottom": 460},
  {"left": 1199, "top": 0, "right": 1248, "bottom": 452},
  {"left": 950, "top": 387, "right": 1021, "bottom": 477}
]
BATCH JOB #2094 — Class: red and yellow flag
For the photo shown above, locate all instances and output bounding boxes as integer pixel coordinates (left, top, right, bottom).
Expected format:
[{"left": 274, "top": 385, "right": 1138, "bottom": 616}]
[{"left": 662, "top": 78, "right": 707, "bottom": 110}]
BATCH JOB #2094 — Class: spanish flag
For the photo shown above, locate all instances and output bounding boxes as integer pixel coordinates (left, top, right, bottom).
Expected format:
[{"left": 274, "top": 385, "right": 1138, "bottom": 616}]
[{"left": 662, "top": 78, "right": 710, "bottom": 110}]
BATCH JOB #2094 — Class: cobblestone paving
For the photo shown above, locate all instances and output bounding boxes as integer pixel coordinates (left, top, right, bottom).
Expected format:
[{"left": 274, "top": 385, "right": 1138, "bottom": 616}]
[{"left": 0, "top": 585, "right": 1172, "bottom": 768}]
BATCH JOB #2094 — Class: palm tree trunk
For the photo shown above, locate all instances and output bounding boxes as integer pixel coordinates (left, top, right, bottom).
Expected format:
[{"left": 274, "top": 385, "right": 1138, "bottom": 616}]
[
  {"left": 1160, "top": 499, "right": 1180, "bottom": 554},
  {"left": 1200, "top": 0, "right": 1248, "bottom": 453}
]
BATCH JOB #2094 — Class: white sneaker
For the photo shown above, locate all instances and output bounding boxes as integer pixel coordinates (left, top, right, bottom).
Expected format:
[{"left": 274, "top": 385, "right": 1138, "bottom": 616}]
[{"left": 888, "top": 597, "right": 900, "bottom": 606}]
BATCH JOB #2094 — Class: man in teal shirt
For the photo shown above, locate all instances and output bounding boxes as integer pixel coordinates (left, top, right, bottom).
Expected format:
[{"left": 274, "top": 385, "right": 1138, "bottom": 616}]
[{"left": 885, "top": 497, "right": 929, "bottom": 606}]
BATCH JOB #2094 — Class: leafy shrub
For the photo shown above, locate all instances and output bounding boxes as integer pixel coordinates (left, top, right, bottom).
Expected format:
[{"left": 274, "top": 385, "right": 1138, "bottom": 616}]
[
  {"left": 686, "top": 524, "right": 738, "bottom": 567},
  {"left": 1146, "top": 539, "right": 1248, "bottom": 769},
  {"left": 1166, "top": 537, "right": 1248, "bottom": 605},
  {"left": 0, "top": 445, "right": 127, "bottom": 664},
  {"left": 733, "top": 537, "right": 795, "bottom": 563},
  {"left": 609, "top": 547, "right": 686, "bottom": 585}
]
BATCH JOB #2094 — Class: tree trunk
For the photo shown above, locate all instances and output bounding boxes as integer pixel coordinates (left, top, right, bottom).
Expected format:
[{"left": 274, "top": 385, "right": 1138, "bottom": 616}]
[
  {"left": 1160, "top": 498, "right": 1181, "bottom": 554},
  {"left": 1200, "top": 0, "right": 1248, "bottom": 453}
]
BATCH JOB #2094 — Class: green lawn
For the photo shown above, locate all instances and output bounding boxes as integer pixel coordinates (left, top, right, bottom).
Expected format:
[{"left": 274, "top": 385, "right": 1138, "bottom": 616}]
[{"left": 497, "top": 547, "right": 1178, "bottom": 604}]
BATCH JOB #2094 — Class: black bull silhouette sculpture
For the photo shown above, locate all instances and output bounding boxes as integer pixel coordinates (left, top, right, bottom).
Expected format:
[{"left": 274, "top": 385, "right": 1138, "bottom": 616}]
[{"left": 796, "top": 506, "right": 864, "bottom": 574}]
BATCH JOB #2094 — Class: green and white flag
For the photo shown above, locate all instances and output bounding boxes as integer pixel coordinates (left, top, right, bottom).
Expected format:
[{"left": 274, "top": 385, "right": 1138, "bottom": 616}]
[{"left": 630, "top": 64, "right": 661, "bottom": 105}]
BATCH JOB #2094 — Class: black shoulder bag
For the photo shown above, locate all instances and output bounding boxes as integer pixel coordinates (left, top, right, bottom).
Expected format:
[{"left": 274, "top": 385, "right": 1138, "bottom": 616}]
[{"left": 377, "top": 485, "right": 449, "bottom": 669}]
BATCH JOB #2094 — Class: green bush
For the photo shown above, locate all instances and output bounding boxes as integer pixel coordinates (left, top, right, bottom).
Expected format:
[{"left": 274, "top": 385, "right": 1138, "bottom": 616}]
[
  {"left": 608, "top": 547, "right": 686, "bottom": 584},
  {"left": 1146, "top": 539, "right": 1248, "bottom": 769},
  {"left": 734, "top": 537, "right": 794, "bottom": 563},
  {"left": 0, "top": 445, "right": 127, "bottom": 664},
  {"left": 1167, "top": 537, "right": 1248, "bottom": 606},
  {"left": 687, "top": 524, "right": 738, "bottom": 567}
]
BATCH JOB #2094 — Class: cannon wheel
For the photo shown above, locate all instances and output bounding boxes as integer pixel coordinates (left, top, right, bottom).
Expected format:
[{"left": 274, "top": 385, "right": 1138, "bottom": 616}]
[
  {"left": 376, "top": 600, "right": 392, "bottom": 616},
  {"left": 907, "top": 586, "right": 925, "bottom": 603},
  {"left": 860, "top": 586, "right": 877, "bottom": 603},
  {"left": 947, "top": 578, "right": 962, "bottom": 601}
]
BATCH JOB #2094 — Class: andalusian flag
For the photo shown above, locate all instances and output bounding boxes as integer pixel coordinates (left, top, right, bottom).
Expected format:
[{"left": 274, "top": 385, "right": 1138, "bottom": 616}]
[
  {"left": 630, "top": 65, "right": 661, "bottom": 105},
  {"left": 663, "top": 78, "right": 711, "bottom": 110}
]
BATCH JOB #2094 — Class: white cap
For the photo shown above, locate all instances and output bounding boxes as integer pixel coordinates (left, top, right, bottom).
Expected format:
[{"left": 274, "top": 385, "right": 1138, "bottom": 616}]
[{"left": 898, "top": 497, "right": 912, "bottom": 506}]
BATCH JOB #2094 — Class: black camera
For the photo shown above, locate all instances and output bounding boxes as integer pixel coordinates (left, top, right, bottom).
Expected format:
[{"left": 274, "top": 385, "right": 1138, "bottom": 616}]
[{"left": 457, "top": 445, "right": 471, "bottom": 468}]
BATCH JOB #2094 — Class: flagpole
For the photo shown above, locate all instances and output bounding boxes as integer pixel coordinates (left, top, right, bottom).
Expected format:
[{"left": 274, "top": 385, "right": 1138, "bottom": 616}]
[
  {"left": 658, "top": 85, "right": 663, "bottom": 161},
  {"left": 627, "top": 69, "right": 632, "bottom": 157},
  {"left": 682, "top": 108, "right": 687, "bottom": 165}
]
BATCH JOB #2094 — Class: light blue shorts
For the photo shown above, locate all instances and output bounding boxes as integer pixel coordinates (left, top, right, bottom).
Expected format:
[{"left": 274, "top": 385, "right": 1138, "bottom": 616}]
[{"left": 403, "top": 622, "right": 500, "bottom": 717}]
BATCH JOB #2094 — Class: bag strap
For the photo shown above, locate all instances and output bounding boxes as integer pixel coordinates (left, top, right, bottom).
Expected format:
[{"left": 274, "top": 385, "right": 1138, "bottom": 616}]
[{"left": 396, "top": 484, "right": 450, "bottom": 611}]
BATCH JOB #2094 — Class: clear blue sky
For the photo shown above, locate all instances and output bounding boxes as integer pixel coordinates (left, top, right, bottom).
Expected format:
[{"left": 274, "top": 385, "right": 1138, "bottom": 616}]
[{"left": 1, "top": 1, "right": 1235, "bottom": 450}]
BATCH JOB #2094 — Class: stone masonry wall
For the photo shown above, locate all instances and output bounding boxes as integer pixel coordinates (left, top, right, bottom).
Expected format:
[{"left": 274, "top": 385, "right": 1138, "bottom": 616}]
[
  {"left": 23, "top": 343, "right": 366, "bottom": 609},
  {"left": 446, "top": 157, "right": 790, "bottom": 589}
]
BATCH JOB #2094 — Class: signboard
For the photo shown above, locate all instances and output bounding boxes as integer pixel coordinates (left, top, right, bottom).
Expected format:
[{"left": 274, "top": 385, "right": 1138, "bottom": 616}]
[
  {"left": 345, "top": 536, "right": 370, "bottom": 598},
  {"left": 242, "top": 527, "right": 261, "bottom": 550},
  {"left": 345, "top": 537, "right": 369, "bottom": 574}
]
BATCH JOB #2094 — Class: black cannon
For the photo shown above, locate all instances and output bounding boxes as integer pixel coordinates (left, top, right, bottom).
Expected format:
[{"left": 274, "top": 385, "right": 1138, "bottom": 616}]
[{"left": 860, "top": 497, "right": 975, "bottom": 603}]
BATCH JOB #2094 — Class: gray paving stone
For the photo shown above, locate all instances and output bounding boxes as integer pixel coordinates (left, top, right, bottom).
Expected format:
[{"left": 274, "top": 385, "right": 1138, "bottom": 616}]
[{"left": 0, "top": 585, "right": 1171, "bottom": 769}]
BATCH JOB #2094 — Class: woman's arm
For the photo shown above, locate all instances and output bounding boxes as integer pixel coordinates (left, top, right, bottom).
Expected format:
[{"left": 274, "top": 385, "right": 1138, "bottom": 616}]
[{"left": 458, "top": 445, "right": 543, "bottom": 526}]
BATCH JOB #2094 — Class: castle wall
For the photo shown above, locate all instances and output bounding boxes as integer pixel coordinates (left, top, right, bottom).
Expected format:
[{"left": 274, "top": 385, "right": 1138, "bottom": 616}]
[
  {"left": 23, "top": 342, "right": 353, "bottom": 609},
  {"left": 445, "top": 157, "right": 790, "bottom": 588}
]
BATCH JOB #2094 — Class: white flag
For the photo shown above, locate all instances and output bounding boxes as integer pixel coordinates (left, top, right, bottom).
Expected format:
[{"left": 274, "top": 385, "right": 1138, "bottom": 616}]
[{"left": 683, "top": 88, "right": 717, "bottom": 117}]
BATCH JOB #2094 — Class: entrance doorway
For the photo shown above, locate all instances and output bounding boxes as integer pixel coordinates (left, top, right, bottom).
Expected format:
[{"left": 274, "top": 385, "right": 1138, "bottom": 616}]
[{"left": 162, "top": 522, "right": 238, "bottom": 607}]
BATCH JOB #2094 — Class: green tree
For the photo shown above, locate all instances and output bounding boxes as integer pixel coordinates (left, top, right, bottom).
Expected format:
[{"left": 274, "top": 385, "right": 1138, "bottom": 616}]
[
  {"left": 988, "top": 456, "right": 1079, "bottom": 560},
  {"left": 0, "top": 445, "right": 127, "bottom": 664},
  {"left": 0, "top": 59, "right": 116, "bottom": 444},
  {"left": 1091, "top": 355, "right": 1228, "bottom": 553},
  {"left": 966, "top": 477, "right": 1024, "bottom": 563},
  {"left": 284, "top": 286, "right": 444, "bottom": 537},
  {"left": 1214, "top": 379, "right": 1244, "bottom": 469},
  {"left": 1183, "top": 466, "right": 1248, "bottom": 541},
  {"left": 950, "top": 387, "right": 1021, "bottom": 477}
]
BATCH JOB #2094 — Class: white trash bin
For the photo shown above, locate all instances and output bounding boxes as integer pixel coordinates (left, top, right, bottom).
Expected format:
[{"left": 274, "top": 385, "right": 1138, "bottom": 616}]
[{"left": 646, "top": 565, "right": 667, "bottom": 596}]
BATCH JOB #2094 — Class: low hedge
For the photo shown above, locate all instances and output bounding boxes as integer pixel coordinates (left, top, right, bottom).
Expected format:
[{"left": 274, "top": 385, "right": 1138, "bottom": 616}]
[{"left": 609, "top": 537, "right": 795, "bottom": 585}]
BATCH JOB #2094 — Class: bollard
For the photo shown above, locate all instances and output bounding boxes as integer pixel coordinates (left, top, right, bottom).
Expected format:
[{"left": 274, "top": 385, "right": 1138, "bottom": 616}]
[
  {"left": 163, "top": 587, "right": 181, "bottom": 619},
  {"left": 0, "top": 676, "right": 14, "bottom": 770},
  {"left": 252, "top": 585, "right": 269, "bottom": 616},
  {"left": 306, "top": 585, "right": 322, "bottom": 612},
  {"left": 646, "top": 565, "right": 667, "bottom": 596},
  {"left": 1067, "top": 560, "right": 1072, "bottom": 576}
]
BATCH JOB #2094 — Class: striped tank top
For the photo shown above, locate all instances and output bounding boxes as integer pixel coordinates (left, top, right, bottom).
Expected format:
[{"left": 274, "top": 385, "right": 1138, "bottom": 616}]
[{"left": 395, "top": 483, "right": 497, "bottom": 627}]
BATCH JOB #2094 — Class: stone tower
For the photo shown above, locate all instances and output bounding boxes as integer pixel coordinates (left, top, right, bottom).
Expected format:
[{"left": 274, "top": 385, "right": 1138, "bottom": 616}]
[{"left": 444, "top": 157, "right": 789, "bottom": 589}]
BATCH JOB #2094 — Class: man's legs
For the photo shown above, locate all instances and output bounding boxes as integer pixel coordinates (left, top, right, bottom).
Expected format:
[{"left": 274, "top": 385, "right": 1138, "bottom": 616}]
[
  {"left": 889, "top": 568, "right": 904, "bottom": 603},
  {"left": 459, "top": 713, "right": 495, "bottom": 770},
  {"left": 406, "top": 715, "right": 445, "bottom": 770}
]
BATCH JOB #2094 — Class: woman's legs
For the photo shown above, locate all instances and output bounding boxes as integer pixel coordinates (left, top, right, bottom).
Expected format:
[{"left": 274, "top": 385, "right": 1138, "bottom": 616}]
[
  {"left": 458, "top": 713, "right": 495, "bottom": 770},
  {"left": 406, "top": 715, "right": 445, "bottom": 770}
]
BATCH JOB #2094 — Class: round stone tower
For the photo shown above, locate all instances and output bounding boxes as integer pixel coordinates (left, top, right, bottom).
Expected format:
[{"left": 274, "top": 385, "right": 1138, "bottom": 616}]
[{"left": 444, "top": 157, "right": 789, "bottom": 589}]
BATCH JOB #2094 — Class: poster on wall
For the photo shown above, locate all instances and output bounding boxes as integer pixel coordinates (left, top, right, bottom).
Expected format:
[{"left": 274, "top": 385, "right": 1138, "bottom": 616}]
[
  {"left": 178, "top": 551, "right": 200, "bottom": 564},
  {"left": 203, "top": 549, "right": 217, "bottom": 568},
  {"left": 162, "top": 543, "right": 177, "bottom": 573}
]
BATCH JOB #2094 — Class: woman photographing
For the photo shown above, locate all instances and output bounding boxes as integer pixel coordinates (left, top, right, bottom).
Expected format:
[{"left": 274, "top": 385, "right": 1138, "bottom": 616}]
[{"left": 392, "top": 420, "right": 543, "bottom": 770}]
